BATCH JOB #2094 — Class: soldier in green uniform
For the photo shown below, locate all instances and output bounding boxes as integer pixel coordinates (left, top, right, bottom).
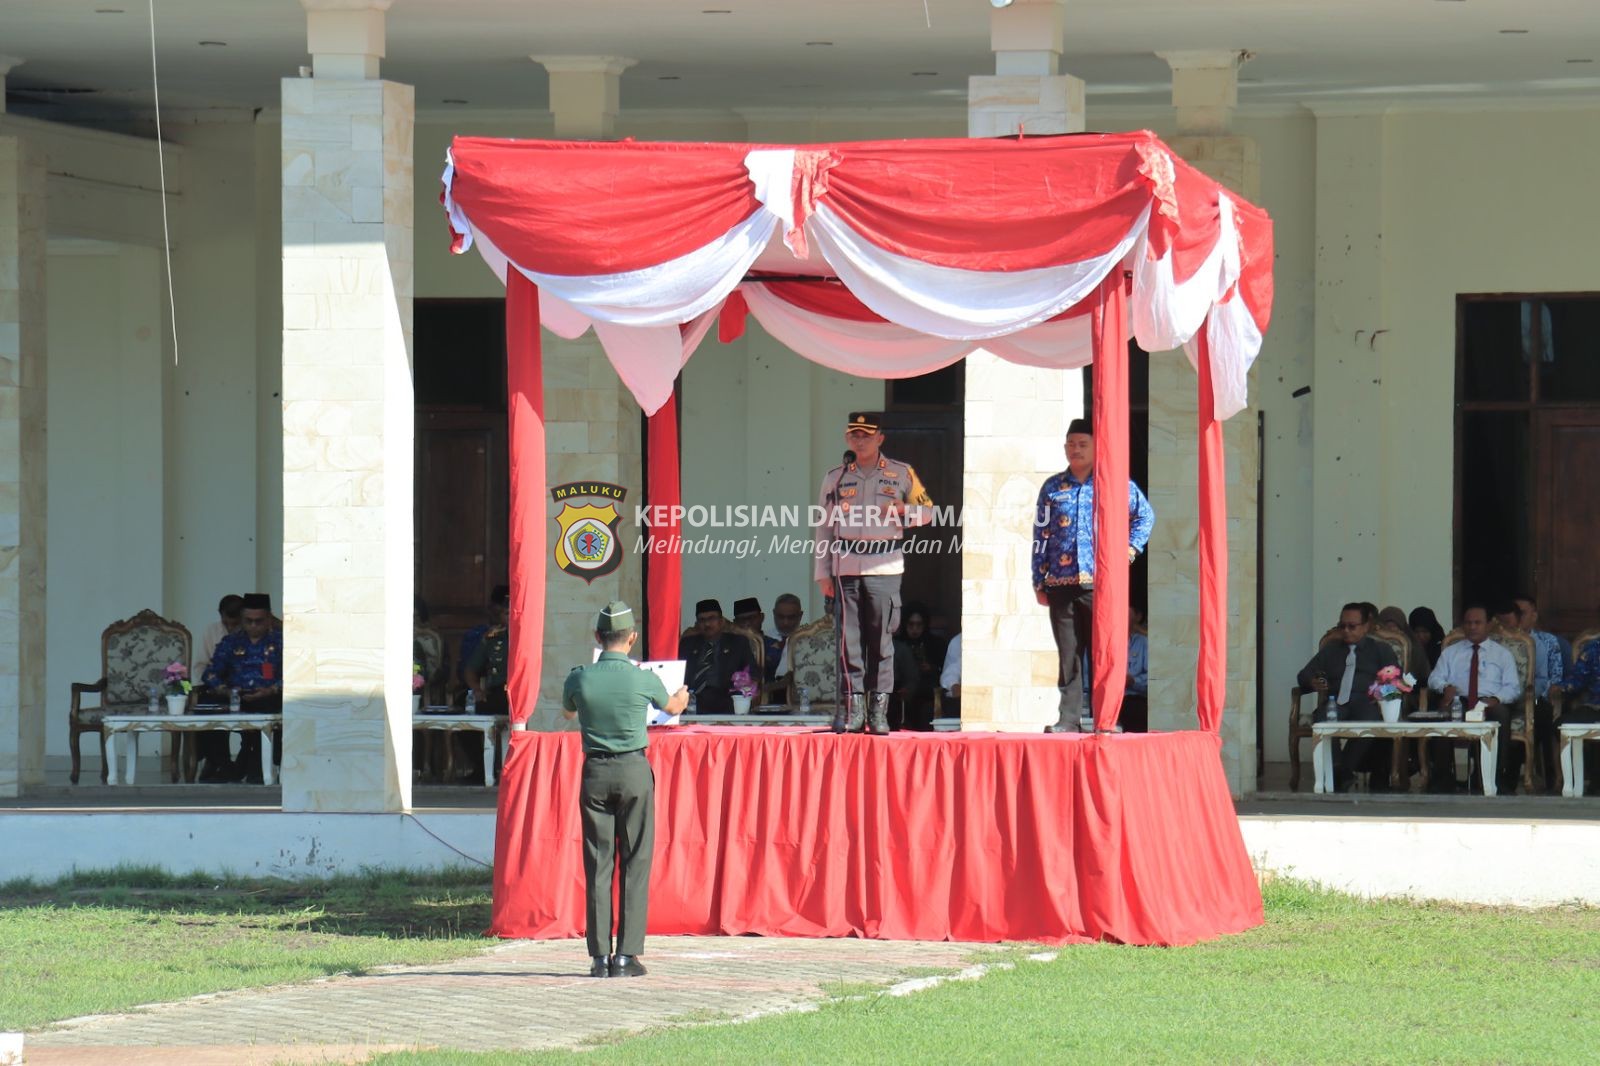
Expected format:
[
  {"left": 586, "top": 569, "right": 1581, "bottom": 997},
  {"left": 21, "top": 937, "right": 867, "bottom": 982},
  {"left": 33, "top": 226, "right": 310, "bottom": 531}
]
[{"left": 562, "top": 601, "right": 688, "bottom": 978}]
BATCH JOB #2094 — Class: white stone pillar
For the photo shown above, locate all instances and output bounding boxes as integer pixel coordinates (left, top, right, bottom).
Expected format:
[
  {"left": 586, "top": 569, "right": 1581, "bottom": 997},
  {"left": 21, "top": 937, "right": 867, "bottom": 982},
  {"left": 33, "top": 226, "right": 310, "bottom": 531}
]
[
  {"left": 524, "top": 57, "right": 645, "bottom": 730},
  {"left": 1146, "top": 50, "right": 1260, "bottom": 793},
  {"left": 962, "top": 0, "right": 1083, "bottom": 731},
  {"left": 0, "top": 56, "right": 23, "bottom": 114},
  {"left": 280, "top": 1, "right": 414, "bottom": 812},
  {"left": 0, "top": 128, "right": 47, "bottom": 797},
  {"left": 531, "top": 56, "right": 637, "bottom": 140}
]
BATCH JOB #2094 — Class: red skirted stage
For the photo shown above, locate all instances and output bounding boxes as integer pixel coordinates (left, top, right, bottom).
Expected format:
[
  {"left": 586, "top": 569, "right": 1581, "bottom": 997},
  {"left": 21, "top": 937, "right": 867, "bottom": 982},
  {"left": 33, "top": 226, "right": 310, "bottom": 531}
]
[{"left": 491, "top": 726, "right": 1262, "bottom": 946}]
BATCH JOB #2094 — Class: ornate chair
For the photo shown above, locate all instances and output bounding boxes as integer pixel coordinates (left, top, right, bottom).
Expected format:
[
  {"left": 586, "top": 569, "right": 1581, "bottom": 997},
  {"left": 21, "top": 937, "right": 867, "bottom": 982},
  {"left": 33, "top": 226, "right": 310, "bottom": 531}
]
[
  {"left": 1287, "top": 625, "right": 1339, "bottom": 791},
  {"left": 70, "top": 609, "right": 192, "bottom": 784},
  {"left": 1437, "top": 627, "right": 1537, "bottom": 792},
  {"left": 1553, "top": 628, "right": 1600, "bottom": 792},
  {"left": 723, "top": 622, "right": 765, "bottom": 690},
  {"left": 784, "top": 615, "right": 838, "bottom": 711}
]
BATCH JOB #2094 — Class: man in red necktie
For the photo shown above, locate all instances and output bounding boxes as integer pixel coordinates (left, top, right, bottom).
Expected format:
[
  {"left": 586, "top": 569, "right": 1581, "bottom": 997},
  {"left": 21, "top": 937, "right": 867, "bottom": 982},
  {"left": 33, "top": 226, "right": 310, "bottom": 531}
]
[{"left": 1427, "top": 604, "right": 1523, "bottom": 793}]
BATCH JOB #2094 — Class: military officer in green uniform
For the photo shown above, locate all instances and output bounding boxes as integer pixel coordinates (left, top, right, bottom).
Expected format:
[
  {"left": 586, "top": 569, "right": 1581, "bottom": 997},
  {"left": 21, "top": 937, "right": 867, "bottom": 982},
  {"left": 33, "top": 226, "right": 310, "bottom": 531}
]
[
  {"left": 562, "top": 601, "right": 688, "bottom": 978},
  {"left": 814, "top": 412, "right": 934, "bottom": 735}
]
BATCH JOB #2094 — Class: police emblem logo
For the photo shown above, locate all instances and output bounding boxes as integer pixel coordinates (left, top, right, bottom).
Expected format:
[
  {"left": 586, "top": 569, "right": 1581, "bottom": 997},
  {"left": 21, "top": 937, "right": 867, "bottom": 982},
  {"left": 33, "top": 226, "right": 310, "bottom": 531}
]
[{"left": 553, "top": 502, "right": 624, "bottom": 583}]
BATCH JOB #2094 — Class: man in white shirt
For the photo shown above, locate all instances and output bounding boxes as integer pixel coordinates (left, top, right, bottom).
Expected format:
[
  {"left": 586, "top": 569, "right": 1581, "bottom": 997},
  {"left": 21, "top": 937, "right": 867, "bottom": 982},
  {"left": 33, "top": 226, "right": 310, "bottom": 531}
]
[
  {"left": 939, "top": 632, "right": 961, "bottom": 717},
  {"left": 1428, "top": 604, "right": 1523, "bottom": 794},
  {"left": 194, "top": 594, "right": 244, "bottom": 677}
]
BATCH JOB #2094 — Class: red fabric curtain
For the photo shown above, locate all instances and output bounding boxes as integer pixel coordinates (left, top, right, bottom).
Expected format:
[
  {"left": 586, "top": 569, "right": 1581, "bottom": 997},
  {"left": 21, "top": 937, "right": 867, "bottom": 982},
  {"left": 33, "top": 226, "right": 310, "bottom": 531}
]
[
  {"left": 446, "top": 133, "right": 1240, "bottom": 283},
  {"left": 1195, "top": 323, "right": 1228, "bottom": 732},
  {"left": 505, "top": 272, "right": 545, "bottom": 725},
  {"left": 489, "top": 727, "right": 1264, "bottom": 946},
  {"left": 1090, "top": 274, "right": 1130, "bottom": 732},
  {"left": 645, "top": 393, "right": 682, "bottom": 660}
]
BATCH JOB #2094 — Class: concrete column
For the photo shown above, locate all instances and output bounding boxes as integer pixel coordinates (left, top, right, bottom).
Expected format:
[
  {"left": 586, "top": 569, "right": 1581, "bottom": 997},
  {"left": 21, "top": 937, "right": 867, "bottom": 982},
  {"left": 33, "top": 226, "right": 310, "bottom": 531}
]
[
  {"left": 525, "top": 58, "right": 644, "bottom": 731},
  {"left": 280, "top": 0, "right": 414, "bottom": 811},
  {"left": 1146, "top": 49, "right": 1260, "bottom": 794},
  {"left": 962, "top": 0, "right": 1083, "bottom": 732},
  {"left": 0, "top": 129, "right": 47, "bottom": 797},
  {"left": 0, "top": 56, "right": 22, "bottom": 113},
  {"left": 303, "top": 0, "right": 390, "bottom": 81},
  {"left": 531, "top": 56, "right": 637, "bottom": 140},
  {"left": 1308, "top": 109, "right": 1388, "bottom": 628}
]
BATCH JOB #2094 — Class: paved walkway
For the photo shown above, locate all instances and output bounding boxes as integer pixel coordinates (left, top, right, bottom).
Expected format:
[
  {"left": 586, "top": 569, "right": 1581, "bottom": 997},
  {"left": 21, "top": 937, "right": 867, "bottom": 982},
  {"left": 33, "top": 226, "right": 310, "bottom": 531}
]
[{"left": 25, "top": 934, "right": 978, "bottom": 1065}]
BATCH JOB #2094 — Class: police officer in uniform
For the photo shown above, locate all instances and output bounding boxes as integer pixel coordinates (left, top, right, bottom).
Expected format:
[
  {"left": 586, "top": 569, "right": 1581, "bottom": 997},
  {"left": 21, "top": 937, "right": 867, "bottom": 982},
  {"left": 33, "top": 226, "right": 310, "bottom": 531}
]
[
  {"left": 814, "top": 412, "right": 934, "bottom": 735},
  {"left": 562, "top": 601, "right": 688, "bottom": 978}
]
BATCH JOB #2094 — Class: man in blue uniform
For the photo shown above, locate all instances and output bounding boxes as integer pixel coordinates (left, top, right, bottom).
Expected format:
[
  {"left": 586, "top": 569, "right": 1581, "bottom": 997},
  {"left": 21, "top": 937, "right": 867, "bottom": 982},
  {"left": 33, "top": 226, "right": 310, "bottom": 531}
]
[
  {"left": 1032, "top": 419, "right": 1155, "bottom": 732},
  {"left": 200, "top": 592, "right": 283, "bottom": 782}
]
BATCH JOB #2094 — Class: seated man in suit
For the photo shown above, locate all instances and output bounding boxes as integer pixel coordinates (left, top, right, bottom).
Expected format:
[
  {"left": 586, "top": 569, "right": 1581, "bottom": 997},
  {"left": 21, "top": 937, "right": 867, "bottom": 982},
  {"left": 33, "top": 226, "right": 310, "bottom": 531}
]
[
  {"left": 733, "top": 596, "right": 785, "bottom": 686},
  {"left": 199, "top": 592, "right": 283, "bottom": 783},
  {"left": 1428, "top": 603, "right": 1523, "bottom": 794},
  {"left": 1297, "top": 602, "right": 1399, "bottom": 792},
  {"left": 678, "top": 598, "right": 754, "bottom": 714}
]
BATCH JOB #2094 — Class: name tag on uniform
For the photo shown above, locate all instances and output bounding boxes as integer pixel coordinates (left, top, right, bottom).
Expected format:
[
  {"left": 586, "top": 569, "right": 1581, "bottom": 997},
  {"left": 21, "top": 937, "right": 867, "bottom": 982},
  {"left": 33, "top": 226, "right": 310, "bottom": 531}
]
[
  {"left": 839, "top": 487, "right": 857, "bottom": 498},
  {"left": 261, "top": 662, "right": 276, "bottom": 680}
]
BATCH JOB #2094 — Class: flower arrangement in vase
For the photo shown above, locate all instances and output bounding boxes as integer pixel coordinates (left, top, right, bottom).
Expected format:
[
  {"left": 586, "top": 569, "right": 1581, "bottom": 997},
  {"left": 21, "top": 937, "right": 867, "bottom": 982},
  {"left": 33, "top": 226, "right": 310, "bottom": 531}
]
[
  {"left": 1367, "top": 665, "right": 1415, "bottom": 722},
  {"left": 730, "top": 668, "right": 757, "bottom": 713},
  {"left": 162, "top": 661, "right": 192, "bottom": 715}
]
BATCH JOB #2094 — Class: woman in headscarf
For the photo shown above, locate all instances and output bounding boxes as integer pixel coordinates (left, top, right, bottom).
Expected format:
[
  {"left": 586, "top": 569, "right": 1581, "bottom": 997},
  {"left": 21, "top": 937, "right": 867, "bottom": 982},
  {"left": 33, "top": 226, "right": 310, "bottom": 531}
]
[
  {"left": 1378, "top": 605, "right": 1429, "bottom": 680},
  {"left": 1408, "top": 606, "right": 1447, "bottom": 671}
]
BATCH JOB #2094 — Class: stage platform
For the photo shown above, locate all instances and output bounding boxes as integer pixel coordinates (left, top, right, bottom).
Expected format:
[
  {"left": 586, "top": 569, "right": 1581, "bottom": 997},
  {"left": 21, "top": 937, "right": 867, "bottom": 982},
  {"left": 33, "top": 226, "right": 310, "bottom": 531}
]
[
  {"left": 491, "top": 726, "right": 1262, "bottom": 946},
  {"left": 6, "top": 747, "right": 1598, "bottom": 912}
]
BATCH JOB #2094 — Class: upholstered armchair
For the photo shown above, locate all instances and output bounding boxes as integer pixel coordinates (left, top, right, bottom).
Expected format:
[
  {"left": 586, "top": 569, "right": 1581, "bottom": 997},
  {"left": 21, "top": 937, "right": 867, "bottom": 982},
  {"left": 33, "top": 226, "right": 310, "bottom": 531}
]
[
  {"left": 1287, "top": 625, "right": 1338, "bottom": 792},
  {"left": 783, "top": 616, "right": 837, "bottom": 711},
  {"left": 70, "top": 609, "right": 192, "bottom": 784},
  {"left": 1438, "top": 627, "right": 1537, "bottom": 791}
]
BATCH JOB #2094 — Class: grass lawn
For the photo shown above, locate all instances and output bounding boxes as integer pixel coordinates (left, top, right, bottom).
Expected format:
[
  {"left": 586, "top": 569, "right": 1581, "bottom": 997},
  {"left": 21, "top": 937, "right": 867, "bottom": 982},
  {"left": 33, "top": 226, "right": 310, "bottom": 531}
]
[
  {"left": 0, "top": 867, "right": 492, "bottom": 1031},
  {"left": 366, "top": 880, "right": 1600, "bottom": 1066}
]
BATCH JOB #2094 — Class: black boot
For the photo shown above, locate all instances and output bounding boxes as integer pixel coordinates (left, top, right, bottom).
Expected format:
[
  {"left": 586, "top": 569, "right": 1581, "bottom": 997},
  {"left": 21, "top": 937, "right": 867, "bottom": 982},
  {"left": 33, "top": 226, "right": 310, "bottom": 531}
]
[
  {"left": 843, "top": 693, "right": 866, "bottom": 733},
  {"left": 830, "top": 699, "right": 849, "bottom": 733},
  {"left": 867, "top": 692, "right": 891, "bottom": 735}
]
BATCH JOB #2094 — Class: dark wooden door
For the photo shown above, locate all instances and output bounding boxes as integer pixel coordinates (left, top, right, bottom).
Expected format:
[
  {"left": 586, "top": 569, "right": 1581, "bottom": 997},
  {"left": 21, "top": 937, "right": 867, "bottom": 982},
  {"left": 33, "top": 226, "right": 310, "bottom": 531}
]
[
  {"left": 874, "top": 411, "right": 962, "bottom": 630},
  {"left": 416, "top": 411, "right": 508, "bottom": 640},
  {"left": 1535, "top": 408, "right": 1600, "bottom": 635}
]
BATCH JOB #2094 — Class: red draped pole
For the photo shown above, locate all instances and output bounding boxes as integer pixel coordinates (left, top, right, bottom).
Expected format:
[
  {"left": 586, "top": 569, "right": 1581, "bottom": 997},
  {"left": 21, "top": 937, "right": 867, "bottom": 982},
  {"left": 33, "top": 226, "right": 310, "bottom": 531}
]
[
  {"left": 1089, "top": 273, "right": 1130, "bottom": 732},
  {"left": 1195, "top": 320, "right": 1228, "bottom": 732},
  {"left": 646, "top": 394, "right": 683, "bottom": 660},
  {"left": 504, "top": 272, "right": 545, "bottom": 725}
]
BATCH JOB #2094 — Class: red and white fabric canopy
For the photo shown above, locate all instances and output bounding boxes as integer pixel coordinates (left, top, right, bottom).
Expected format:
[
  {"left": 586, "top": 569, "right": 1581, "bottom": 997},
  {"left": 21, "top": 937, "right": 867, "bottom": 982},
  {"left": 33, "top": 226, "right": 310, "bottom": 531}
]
[{"left": 442, "top": 132, "right": 1273, "bottom": 420}]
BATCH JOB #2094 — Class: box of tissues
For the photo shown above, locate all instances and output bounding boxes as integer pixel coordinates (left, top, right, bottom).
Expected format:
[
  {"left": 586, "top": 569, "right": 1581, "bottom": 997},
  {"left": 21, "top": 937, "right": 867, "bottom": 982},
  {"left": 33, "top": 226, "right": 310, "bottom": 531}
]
[{"left": 1464, "top": 702, "right": 1488, "bottom": 723}]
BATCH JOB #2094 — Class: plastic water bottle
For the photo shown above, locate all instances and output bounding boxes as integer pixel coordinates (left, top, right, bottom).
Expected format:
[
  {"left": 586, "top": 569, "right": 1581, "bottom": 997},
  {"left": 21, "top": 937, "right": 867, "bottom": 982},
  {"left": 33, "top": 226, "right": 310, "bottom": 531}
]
[
  {"left": 798, "top": 686, "right": 812, "bottom": 714},
  {"left": 147, "top": 684, "right": 160, "bottom": 715},
  {"left": 228, "top": 687, "right": 241, "bottom": 713},
  {"left": 1324, "top": 695, "right": 1339, "bottom": 723},
  {"left": 465, "top": 688, "right": 477, "bottom": 714}
]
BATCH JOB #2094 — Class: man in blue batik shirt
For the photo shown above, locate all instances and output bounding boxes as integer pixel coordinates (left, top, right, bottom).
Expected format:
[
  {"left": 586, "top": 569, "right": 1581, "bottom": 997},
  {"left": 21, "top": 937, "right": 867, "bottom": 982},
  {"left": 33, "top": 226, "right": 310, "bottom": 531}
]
[
  {"left": 201, "top": 592, "right": 283, "bottom": 782},
  {"left": 1033, "top": 418, "right": 1155, "bottom": 732}
]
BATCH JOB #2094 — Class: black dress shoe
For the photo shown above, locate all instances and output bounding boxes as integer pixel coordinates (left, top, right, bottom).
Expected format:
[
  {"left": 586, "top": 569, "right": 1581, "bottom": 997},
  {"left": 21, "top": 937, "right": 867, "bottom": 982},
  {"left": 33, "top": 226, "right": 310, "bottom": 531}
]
[
  {"left": 610, "top": 954, "right": 647, "bottom": 978},
  {"left": 589, "top": 956, "right": 611, "bottom": 978}
]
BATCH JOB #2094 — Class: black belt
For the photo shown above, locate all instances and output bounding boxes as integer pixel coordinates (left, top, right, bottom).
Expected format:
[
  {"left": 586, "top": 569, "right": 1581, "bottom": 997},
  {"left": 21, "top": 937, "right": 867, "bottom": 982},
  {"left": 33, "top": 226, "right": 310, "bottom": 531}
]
[
  {"left": 841, "top": 539, "right": 901, "bottom": 556},
  {"left": 585, "top": 747, "right": 645, "bottom": 759}
]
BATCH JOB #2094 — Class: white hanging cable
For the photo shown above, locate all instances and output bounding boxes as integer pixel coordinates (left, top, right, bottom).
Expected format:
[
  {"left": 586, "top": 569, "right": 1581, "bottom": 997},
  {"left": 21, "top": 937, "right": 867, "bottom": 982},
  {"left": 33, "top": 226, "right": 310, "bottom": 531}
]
[{"left": 147, "top": 0, "right": 180, "bottom": 366}]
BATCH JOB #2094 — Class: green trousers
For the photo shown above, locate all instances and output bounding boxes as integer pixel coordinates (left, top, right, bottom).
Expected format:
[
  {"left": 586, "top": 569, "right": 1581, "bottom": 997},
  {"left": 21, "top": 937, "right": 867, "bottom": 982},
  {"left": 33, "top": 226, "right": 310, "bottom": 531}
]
[{"left": 580, "top": 749, "right": 655, "bottom": 957}]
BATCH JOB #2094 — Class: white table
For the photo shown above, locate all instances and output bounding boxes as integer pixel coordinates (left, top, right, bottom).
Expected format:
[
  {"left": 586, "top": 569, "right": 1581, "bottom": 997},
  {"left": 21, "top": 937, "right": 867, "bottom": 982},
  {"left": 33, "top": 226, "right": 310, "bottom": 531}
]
[
  {"left": 1312, "top": 719, "right": 1499, "bottom": 795},
  {"left": 103, "top": 713, "right": 282, "bottom": 786},
  {"left": 685, "top": 713, "right": 832, "bottom": 726},
  {"left": 413, "top": 713, "right": 507, "bottom": 786},
  {"left": 1558, "top": 723, "right": 1600, "bottom": 797}
]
